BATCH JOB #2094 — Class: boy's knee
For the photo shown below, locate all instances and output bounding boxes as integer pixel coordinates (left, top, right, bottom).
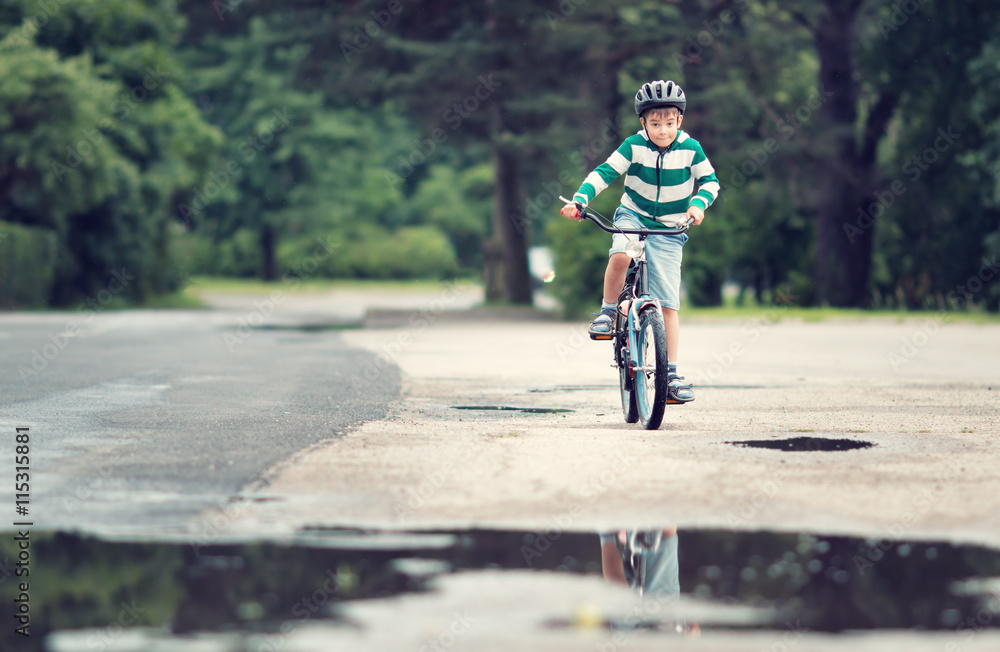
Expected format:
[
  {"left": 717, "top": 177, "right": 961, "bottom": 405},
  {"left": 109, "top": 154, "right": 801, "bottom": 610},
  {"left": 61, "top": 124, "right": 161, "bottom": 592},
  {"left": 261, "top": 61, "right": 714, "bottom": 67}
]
[{"left": 608, "top": 253, "right": 630, "bottom": 270}]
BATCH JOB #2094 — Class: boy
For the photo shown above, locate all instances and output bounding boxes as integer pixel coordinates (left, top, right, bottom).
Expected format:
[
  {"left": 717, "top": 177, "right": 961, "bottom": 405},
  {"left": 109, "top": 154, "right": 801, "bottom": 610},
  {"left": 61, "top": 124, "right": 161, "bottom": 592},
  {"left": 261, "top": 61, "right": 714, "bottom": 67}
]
[{"left": 560, "top": 80, "right": 719, "bottom": 403}]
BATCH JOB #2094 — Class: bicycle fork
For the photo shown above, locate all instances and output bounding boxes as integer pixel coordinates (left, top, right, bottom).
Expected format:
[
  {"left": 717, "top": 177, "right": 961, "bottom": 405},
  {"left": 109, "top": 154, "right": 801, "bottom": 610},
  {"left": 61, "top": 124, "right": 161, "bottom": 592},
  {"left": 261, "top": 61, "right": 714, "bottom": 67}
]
[{"left": 627, "top": 297, "right": 662, "bottom": 374}]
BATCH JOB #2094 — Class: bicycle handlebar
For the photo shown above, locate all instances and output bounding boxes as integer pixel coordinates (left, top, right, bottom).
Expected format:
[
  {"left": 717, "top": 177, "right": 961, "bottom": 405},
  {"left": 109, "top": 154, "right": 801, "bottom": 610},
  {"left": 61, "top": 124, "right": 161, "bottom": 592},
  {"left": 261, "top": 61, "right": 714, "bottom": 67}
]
[{"left": 559, "top": 196, "right": 693, "bottom": 236}]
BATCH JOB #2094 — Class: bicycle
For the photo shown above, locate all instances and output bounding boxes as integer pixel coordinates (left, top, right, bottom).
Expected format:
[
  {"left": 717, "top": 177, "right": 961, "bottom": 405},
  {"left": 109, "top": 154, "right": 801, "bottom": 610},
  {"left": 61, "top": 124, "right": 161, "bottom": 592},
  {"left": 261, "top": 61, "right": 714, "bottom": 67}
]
[{"left": 559, "top": 197, "right": 693, "bottom": 430}]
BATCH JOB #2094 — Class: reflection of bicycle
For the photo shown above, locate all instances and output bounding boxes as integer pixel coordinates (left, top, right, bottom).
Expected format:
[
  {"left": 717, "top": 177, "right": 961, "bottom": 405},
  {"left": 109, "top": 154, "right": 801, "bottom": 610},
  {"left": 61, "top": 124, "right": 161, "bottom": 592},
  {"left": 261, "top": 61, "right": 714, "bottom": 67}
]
[
  {"left": 624, "top": 530, "right": 664, "bottom": 597},
  {"left": 600, "top": 529, "right": 699, "bottom": 636},
  {"left": 560, "top": 197, "right": 693, "bottom": 430}
]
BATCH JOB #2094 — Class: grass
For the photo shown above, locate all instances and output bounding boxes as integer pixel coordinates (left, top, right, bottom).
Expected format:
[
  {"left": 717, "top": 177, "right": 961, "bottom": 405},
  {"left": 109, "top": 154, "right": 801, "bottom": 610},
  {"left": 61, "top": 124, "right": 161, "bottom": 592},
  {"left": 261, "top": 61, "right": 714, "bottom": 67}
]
[
  {"left": 9, "top": 291, "right": 209, "bottom": 312},
  {"left": 139, "top": 292, "right": 209, "bottom": 309},
  {"left": 5, "top": 276, "right": 474, "bottom": 312},
  {"left": 183, "top": 275, "right": 477, "bottom": 295},
  {"left": 20, "top": 274, "right": 998, "bottom": 319},
  {"left": 175, "top": 280, "right": 1000, "bottom": 322}
]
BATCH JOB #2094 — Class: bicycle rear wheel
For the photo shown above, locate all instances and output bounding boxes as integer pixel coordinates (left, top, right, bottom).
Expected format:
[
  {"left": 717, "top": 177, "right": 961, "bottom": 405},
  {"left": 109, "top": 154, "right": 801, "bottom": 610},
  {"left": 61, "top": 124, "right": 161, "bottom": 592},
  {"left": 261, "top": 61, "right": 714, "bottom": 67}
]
[
  {"left": 634, "top": 307, "right": 668, "bottom": 430},
  {"left": 618, "top": 340, "right": 638, "bottom": 423}
]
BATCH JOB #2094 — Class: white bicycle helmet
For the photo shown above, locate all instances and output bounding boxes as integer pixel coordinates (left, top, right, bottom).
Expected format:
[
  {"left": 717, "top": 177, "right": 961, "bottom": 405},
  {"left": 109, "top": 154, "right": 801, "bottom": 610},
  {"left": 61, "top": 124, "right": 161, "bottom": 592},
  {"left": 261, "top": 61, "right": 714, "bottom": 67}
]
[{"left": 635, "top": 80, "right": 686, "bottom": 117}]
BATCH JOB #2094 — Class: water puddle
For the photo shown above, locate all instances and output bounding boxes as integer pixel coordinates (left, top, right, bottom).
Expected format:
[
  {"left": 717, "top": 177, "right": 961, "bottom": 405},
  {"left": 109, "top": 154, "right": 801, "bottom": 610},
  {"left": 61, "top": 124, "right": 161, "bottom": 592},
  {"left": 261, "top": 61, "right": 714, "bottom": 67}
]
[
  {"left": 451, "top": 406, "right": 575, "bottom": 414},
  {"left": 254, "top": 322, "right": 363, "bottom": 332},
  {"left": 528, "top": 385, "right": 613, "bottom": 393},
  {"left": 4, "top": 527, "right": 997, "bottom": 650},
  {"left": 728, "top": 436, "right": 875, "bottom": 451}
]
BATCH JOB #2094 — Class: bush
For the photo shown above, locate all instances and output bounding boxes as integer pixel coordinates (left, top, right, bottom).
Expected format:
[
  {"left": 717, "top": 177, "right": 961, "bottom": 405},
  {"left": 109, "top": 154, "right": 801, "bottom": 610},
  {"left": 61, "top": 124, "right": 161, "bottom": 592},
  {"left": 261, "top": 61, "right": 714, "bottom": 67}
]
[
  {"left": 174, "top": 229, "right": 262, "bottom": 278},
  {"left": 0, "top": 222, "right": 58, "bottom": 309},
  {"left": 546, "top": 209, "right": 609, "bottom": 319},
  {"left": 380, "top": 226, "right": 459, "bottom": 279},
  {"left": 278, "top": 225, "right": 458, "bottom": 280}
]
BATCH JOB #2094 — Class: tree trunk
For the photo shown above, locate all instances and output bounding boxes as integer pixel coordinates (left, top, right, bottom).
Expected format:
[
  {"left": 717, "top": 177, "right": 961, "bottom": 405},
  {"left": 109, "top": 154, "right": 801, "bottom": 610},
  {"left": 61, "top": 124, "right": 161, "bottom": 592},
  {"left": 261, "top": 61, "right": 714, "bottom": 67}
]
[
  {"left": 485, "top": 0, "right": 532, "bottom": 305},
  {"left": 260, "top": 223, "right": 277, "bottom": 281},
  {"left": 482, "top": 237, "right": 504, "bottom": 302},
  {"left": 581, "top": 9, "right": 624, "bottom": 171},
  {"left": 813, "top": 2, "right": 872, "bottom": 307},
  {"left": 489, "top": 105, "right": 533, "bottom": 304}
]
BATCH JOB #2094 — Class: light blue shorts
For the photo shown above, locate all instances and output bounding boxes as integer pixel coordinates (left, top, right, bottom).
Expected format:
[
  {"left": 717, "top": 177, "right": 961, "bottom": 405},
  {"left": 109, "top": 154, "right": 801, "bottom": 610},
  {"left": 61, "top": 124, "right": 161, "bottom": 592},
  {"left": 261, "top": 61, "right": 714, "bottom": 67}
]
[{"left": 608, "top": 207, "right": 688, "bottom": 310}]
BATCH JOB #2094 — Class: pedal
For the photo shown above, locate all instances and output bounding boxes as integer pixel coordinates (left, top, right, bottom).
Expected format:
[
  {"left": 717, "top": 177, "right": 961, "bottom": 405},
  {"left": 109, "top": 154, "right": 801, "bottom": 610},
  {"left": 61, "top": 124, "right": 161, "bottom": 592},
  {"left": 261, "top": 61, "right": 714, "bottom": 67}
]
[
  {"left": 666, "top": 391, "right": 695, "bottom": 405},
  {"left": 590, "top": 333, "right": 613, "bottom": 341}
]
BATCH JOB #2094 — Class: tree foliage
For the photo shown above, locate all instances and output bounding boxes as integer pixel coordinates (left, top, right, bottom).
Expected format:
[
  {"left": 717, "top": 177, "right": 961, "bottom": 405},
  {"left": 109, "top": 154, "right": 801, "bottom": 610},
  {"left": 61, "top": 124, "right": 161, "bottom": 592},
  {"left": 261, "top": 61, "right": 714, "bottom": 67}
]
[
  {"left": 0, "top": 0, "right": 221, "bottom": 304},
  {"left": 0, "top": 0, "right": 997, "bottom": 311}
]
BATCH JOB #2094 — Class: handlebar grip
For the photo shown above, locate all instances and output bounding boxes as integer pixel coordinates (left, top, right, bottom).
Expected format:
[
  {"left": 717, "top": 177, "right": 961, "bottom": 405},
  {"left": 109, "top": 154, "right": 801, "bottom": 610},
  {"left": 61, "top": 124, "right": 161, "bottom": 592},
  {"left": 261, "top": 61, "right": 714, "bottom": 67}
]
[{"left": 559, "top": 195, "right": 587, "bottom": 219}]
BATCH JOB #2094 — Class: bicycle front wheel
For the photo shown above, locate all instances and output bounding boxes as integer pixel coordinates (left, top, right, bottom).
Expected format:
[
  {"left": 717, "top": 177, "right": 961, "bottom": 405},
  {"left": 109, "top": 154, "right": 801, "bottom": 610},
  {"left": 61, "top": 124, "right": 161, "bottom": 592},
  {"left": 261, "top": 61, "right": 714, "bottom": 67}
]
[{"left": 634, "top": 307, "right": 668, "bottom": 430}]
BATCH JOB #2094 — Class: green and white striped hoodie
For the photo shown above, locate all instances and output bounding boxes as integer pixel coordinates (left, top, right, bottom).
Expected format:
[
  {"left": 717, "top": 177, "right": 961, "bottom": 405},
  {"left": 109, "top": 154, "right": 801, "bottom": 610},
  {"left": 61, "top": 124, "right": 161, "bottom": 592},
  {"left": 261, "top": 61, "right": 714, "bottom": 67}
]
[{"left": 573, "top": 129, "right": 720, "bottom": 228}]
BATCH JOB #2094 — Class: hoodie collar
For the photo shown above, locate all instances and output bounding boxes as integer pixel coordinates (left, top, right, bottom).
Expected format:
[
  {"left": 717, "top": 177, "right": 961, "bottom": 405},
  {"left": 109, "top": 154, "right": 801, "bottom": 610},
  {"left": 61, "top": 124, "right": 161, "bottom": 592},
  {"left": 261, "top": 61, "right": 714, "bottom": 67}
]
[{"left": 638, "top": 128, "right": 687, "bottom": 151}]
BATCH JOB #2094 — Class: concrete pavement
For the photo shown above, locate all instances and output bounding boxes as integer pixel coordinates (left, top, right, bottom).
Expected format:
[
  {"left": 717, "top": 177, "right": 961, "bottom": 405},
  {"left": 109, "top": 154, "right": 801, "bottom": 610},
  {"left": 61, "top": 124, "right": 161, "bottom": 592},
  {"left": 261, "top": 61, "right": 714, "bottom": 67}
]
[{"left": 221, "top": 307, "right": 1000, "bottom": 544}]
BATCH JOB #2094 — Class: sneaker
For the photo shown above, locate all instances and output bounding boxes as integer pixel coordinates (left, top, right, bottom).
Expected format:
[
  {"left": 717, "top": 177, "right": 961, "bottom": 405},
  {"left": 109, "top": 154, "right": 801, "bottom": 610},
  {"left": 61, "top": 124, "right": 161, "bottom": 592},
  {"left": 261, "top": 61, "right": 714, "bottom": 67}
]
[
  {"left": 667, "top": 371, "right": 694, "bottom": 403},
  {"left": 588, "top": 307, "right": 617, "bottom": 339}
]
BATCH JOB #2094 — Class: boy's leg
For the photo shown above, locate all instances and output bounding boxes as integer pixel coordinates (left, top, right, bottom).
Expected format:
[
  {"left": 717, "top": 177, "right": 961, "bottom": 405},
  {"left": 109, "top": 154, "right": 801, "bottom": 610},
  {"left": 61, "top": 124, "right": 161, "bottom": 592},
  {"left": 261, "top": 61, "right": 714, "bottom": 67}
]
[
  {"left": 603, "top": 253, "right": 632, "bottom": 304},
  {"left": 662, "top": 305, "right": 693, "bottom": 402},
  {"left": 643, "top": 229, "right": 693, "bottom": 403},
  {"left": 590, "top": 253, "right": 631, "bottom": 337},
  {"left": 593, "top": 208, "right": 641, "bottom": 337},
  {"left": 662, "top": 307, "right": 679, "bottom": 363}
]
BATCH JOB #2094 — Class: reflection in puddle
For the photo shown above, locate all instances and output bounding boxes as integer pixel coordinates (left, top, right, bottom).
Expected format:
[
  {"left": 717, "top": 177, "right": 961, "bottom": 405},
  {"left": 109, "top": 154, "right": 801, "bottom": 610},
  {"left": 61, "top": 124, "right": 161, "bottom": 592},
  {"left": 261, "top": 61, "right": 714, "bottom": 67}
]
[
  {"left": 728, "top": 436, "right": 875, "bottom": 451},
  {"left": 451, "top": 406, "right": 575, "bottom": 414},
  {"left": 3, "top": 527, "right": 998, "bottom": 650}
]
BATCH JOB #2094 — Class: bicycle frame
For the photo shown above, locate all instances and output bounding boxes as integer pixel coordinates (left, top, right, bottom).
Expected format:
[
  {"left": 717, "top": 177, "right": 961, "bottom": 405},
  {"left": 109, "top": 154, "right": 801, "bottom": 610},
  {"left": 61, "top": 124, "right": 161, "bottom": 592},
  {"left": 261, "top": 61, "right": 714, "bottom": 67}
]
[{"left": 622, "top": 236, "right": 663, "bottom": 377}]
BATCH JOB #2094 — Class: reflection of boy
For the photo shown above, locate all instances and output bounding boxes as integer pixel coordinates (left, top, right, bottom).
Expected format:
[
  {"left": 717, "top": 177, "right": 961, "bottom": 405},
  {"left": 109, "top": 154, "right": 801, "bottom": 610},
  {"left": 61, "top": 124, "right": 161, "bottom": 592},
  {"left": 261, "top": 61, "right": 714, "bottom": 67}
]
[
  {"left": 561, "top": 80, "right": 719, "bottom": 403},
  {"left": 599, "top": 529, "right": 700, "bottom": 636},
  {"left": 599, "top": 529, "right": 679, "bottom": 596}
]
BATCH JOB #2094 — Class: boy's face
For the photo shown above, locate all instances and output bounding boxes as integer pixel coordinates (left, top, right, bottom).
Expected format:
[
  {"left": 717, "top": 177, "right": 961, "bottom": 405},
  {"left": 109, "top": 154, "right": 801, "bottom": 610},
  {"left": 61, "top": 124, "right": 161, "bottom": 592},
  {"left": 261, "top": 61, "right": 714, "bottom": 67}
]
[{"left": 641, "top": 109, "right": 683, "bottom": 149}]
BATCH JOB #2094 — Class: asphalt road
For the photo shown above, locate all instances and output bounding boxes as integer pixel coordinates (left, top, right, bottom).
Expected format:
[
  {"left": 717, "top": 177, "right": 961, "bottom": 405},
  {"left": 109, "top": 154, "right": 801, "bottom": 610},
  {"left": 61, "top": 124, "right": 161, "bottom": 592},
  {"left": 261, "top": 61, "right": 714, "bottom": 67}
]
[{"left": 0, "top": 308, "right": 400, "bottom": 534}]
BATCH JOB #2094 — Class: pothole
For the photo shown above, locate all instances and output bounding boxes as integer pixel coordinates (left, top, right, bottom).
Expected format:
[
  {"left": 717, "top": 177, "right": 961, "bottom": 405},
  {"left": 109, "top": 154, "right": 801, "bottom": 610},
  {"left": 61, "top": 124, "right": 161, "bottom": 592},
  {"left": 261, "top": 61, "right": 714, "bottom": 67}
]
[
  {"left": 451, "top": 406, "right": 575, "bottom": 414},
  {"left": 727, "top": 436, "right": 875, "bottom": 451}
]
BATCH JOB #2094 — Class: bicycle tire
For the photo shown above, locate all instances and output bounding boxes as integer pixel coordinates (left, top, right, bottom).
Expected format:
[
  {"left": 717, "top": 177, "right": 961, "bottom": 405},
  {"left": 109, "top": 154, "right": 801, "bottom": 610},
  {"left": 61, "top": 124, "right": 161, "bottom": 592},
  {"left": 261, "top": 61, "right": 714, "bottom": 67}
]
[
  {"left": 618, "top": 342, "right": 639, "bottom": 423},
  {"left": 634, "top": 307, "right": 668, "bottom": 430}
]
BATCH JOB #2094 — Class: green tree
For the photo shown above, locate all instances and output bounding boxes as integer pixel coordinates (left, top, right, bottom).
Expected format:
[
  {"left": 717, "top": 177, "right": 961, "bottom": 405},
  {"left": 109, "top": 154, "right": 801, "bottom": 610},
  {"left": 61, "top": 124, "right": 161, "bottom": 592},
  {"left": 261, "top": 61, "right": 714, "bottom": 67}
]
[
  {"left": 768, "top": 0, "right": 999, "bottom": 307},
  {"left": 0, "top": 0, "right": 221, "bottom": 304},
  {"left": 178, "top": 5, "right": 450, "bottom": 281}
]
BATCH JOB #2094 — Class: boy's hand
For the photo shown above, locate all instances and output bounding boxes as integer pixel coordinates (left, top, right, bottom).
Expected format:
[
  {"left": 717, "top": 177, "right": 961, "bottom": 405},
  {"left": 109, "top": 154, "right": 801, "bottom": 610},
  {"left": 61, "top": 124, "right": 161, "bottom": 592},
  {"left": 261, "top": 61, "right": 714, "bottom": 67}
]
[
  {"left": 560, "top": 202, "right": 582, "bottom": 221},
  {"left": 686, "top": 205, "right": 705, "bottom": 226}
]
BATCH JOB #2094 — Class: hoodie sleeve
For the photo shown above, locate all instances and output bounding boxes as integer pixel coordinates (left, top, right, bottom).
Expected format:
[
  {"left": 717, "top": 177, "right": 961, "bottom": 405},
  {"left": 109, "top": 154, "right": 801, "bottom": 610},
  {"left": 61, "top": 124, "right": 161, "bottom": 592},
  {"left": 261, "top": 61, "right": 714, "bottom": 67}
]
[
  {"left": 687, "top": 141, "right": 720, "bottom": 211},
  {"left": 573, "top": 137, "right": 635, "bottom": 204}
]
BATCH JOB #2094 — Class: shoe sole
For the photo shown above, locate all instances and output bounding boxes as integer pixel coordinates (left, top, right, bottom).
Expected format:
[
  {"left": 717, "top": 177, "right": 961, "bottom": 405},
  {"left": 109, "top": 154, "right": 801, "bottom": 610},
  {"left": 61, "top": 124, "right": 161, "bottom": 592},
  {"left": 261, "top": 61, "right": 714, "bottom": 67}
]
[{"left": 667, "top": 388, "right": 694, "bottom": 404}]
